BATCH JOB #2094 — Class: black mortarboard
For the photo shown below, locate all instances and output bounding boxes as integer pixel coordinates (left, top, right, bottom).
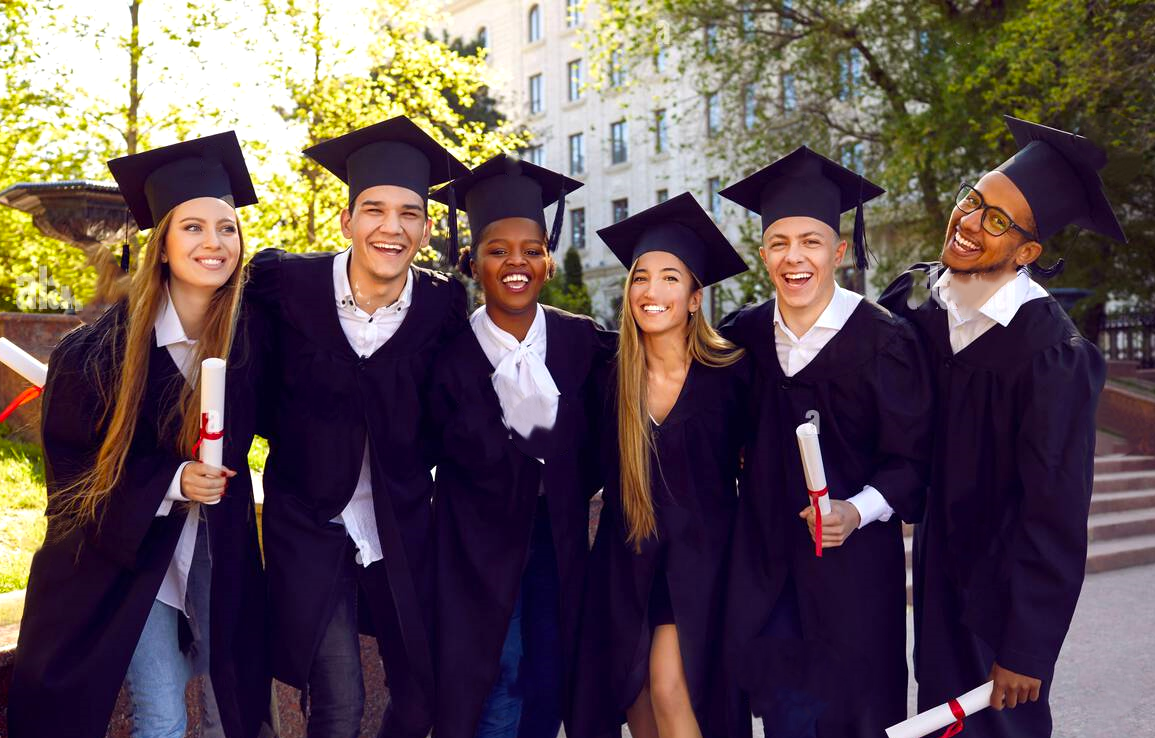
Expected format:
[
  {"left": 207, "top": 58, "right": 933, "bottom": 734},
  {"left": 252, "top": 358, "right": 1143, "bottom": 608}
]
[
  {"left": 718, "top": 146, "right": 885, "bottom": 270},
  {"left": 997, "top": 115, "right": 1126, "bottom": 244},
  {"left": 107, "top": 131, "right": 257, "bottom": 230},
  {"left": 303, "top": 116, "right": 468, "bottom": 207},
  {"left": 430, "top": 154, "right": 583, "bottom": 263},
  {"left": 598, "top": 191, "right": 748, "bottom": 287}
]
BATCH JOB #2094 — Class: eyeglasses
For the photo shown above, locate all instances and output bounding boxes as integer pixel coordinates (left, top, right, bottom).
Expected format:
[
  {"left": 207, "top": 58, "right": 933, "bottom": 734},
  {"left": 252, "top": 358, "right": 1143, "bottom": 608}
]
[{"left": 954, "top": 183, "right": 1038, "bottom": 241}]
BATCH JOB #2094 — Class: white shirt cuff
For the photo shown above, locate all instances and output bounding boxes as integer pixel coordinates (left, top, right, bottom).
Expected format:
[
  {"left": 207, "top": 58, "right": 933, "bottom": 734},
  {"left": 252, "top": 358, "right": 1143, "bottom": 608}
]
[
  {"left": 848, "top": 485, "right": 894, "bottom": 529},
  {"left": 157, "top": 462, "right": 192, "bottom": 517}
]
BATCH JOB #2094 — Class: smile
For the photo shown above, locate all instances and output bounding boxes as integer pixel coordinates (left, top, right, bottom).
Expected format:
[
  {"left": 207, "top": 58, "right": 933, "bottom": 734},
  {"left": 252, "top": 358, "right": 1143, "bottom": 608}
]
[
  {"left": 782, "top": 271, "right": 813, "bottom": 286},
  {"left": 501, "top": 272, "right": 531, "bottom": 291},
  {"left": 195, "top": 256, "right": 226, "bottom": 269},
  {"left": 951, "top": 229, "right": 982, "bottom": 255},
  {"left": 369, "top": 242, "right": 406, "bottom": 255},
  {"left": 641, "top": 304, "right": 668, "bottom": 314}
]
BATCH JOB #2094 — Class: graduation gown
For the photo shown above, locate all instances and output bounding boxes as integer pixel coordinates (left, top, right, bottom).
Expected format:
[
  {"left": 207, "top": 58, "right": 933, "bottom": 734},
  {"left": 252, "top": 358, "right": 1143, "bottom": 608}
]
[
  {"left": 880, "top": 263, "right": 1105, "bottom": 737},
  {"left": 428, "top": 306, "right": 615, "bottom": 738},
  {"left": 570, "top": 356, "right": 752, "bottom": 738},
  {"left": 242, "top": 248, "right": 467, "bottom": 732},
  {"left": 719, "top": 298, "right": 932, "bottom": 738},
  {"left": 9, "top": 301, "right": 271, "bottom": 738}
]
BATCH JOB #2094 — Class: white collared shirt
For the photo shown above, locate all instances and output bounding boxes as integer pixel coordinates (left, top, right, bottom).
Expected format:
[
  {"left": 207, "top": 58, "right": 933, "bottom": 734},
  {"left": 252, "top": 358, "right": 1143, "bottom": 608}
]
[
  {"left": 154, "top": 290, "right": 203, "bottom": 615},
  {"left": 772, "top": 285, "right": 893, "bottom": 529},
  {"left": 470, "top": 305, "right": 558, "bottom": 469},
  {"left": 331, "top": 248, "right": 414, "bottom": 567},
  {"left": 932, "top": 268, "right": 1050, "bottom": 354}
]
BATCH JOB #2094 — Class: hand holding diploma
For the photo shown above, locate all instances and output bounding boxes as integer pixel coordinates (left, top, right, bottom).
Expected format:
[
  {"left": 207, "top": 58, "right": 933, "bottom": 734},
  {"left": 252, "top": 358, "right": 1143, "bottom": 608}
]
[
  {"left": 885, "top": 681, "right": 993, "bottom": 738},
  {"left": 192, "top": 358, "right": 228, "bottom": 505},
  {"left": 0, "top": 337, "right": 49, "bottom": 424},
  {"left": 796, "top": 422, "right": 832, "bottom": 557}
]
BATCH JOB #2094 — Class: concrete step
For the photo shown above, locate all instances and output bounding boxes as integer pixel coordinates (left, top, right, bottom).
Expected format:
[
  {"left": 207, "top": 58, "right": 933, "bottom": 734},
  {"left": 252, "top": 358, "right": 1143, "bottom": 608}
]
[
  {"left": 1085, "top": 533, "right": 1155, "bottom": 574},
  {"left": 1094, "top": 470, "right": 1155, "bottom": 494},
  {"left": 1094, "top": 454, "right": 1155, "bottom": 474},
  {"left": 1090, "top": 489, "right": 1155, "bottom": 515},
  {"left": 1088, "top": 508, "right": 1155, "bottom": 542}
]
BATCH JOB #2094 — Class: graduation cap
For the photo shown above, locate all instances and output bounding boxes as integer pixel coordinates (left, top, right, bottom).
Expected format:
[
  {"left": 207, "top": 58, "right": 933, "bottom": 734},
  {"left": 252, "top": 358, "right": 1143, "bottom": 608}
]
[
  {"left": 430, "top": 154, "right": 583, "bottom": 264},
  {"left": 303, "top": 116, "right": 468, "bottom": 208},
  {"left": 598, "top": 191, "right": 748, "bottom": 287},
  {"left": 718, "top": 146, "right": 885, "bottom": 270},
  {"left": 107, "top": 131, "right": 257, "bottom": 230},
  {"left": 997, "top": 115, "right": 1126, "bottom": 246}
]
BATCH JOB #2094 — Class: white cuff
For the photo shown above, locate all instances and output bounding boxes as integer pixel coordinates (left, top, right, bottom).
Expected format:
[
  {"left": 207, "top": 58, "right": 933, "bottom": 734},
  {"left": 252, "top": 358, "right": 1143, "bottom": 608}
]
[
  {"left": 848, "top": 485, "right": 894, "bottom": 529},
  {"left": 157, "top": 462, "right": 192, "bottom": 517}
]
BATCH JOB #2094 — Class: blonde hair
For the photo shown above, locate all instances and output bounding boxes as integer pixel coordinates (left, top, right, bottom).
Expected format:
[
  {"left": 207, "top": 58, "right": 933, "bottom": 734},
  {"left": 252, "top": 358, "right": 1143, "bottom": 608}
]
[
  {"left": 57, "top": 208, "right": 245, "bottom": 537},
  {"left": 616, "top": 259, "right": 744, "bottom": 550}
]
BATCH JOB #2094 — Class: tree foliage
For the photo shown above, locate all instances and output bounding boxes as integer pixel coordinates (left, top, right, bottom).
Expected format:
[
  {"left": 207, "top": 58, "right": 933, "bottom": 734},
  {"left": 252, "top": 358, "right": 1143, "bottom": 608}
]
[{"left": 540, "top": 247, "right": 595, "bottom": 316}]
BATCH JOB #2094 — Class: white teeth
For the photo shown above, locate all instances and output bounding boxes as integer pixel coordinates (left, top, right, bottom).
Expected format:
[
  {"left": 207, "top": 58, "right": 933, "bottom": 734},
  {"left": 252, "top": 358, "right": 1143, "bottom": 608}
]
[
  {"left": 642, "top": 305, "right": 667, "bottom": 313},
  {"left": 198, "top": 258, "right": 223, "bottom": 266},
  {"left": 502, "top": 274, "right": 530, "bottom": 284},
  {"left": 784, "top": 272, "right": 812, "bottom": 282},
  {"left": 954, "top": 231, "right": 980, "bottom": 252},
  {"left": 371, "top": 242, "right": 405, "bottom": 252}
]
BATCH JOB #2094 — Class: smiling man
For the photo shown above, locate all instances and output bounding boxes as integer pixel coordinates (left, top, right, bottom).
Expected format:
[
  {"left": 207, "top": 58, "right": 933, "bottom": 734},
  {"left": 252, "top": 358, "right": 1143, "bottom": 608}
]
[
  {"left": 242, "top": 117, "right": 469, "bottom": 738},
  {"left": 880, "top": 116, "right": 1126, "bottom": 738},
  {"left": 718, "top": 147, "right": 934, "bottom": 738}
]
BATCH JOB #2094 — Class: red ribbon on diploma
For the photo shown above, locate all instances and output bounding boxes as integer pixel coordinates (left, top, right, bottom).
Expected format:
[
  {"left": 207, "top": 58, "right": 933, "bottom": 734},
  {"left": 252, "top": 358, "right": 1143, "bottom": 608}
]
[
  {"left": 0, "top": 386, "right": 43, "bottom": 425},
  {"left": 939, "top": 698, "right": 967, "bottom": 738},
  {"left": 809, "top": 487, "right": 827, "bottom": 558},
  {"left": 191, "top": 411, "right": 224, "bottom": 460}
]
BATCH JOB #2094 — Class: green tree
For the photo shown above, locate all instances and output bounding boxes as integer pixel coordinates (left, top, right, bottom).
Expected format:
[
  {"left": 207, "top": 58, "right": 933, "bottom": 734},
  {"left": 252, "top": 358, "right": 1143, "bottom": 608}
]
[{"left": 540, "top": 247, "right": 594, "bottom": 316}]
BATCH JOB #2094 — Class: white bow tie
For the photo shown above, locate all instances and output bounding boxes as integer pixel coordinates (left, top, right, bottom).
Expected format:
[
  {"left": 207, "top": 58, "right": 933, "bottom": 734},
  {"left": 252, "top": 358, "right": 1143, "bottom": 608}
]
[{"left": 476, "top": 307, "right": 560, "bottom": 438}]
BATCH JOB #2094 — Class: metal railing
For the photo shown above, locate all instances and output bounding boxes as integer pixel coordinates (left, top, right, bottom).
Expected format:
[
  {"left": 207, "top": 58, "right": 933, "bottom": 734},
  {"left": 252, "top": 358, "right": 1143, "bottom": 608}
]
[{"left": 1100, "top": 312, "right": 1155, "bottom": 368}]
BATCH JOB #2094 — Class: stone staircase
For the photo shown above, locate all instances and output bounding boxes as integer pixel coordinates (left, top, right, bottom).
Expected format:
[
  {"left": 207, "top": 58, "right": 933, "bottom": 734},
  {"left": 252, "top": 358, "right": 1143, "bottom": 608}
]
[{"left": 904, "top": 454, "right": 1155, "bottom": 602}]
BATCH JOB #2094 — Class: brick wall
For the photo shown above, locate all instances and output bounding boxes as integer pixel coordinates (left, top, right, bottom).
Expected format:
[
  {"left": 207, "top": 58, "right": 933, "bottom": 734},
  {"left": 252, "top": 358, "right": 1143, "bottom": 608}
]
[{"left": 0, "top": 313, "right": 82, "bottom": 443}]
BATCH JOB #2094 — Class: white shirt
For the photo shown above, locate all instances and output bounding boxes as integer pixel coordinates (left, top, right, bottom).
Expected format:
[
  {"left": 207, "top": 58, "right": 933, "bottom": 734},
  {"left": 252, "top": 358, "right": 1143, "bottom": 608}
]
[
  {"left": 932, "top": 268, "right": 1049, "bottom": 354},
  {"left": 331, "top": 248, "right": 414, "bottom": 567},
  {"left": 154, "top": 291, "right": 202, "bottom": 615},
  {"left": 772, "top": 285, "right": 893, "bottom": 529},
  {"left": 470, "top": 304, "right": 559, "bottom": 440}
]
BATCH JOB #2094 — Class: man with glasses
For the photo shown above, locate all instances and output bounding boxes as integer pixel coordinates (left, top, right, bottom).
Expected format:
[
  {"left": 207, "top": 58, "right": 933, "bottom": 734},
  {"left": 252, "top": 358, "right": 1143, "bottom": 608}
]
[{"left": 881, "top": 116, "right": 1126, "bottom": 738}]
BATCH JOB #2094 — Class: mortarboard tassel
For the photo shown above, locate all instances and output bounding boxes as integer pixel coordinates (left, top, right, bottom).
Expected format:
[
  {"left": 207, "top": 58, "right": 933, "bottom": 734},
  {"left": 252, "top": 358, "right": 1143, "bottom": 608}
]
[
  {"left": 853, "top": 176, "right": 871, "bottom": 271},
  {"left": 548, "top": 184, "right": 567, "bottom": 254},
  {"left": 446, "top": 181, "right": 459, "bottom": 269},
  {"left": 120, "top": 210, "right": 131, "bottom": 273},
  {"left": 1027, "top": 257, "right": 1065, "bottom": 280}
]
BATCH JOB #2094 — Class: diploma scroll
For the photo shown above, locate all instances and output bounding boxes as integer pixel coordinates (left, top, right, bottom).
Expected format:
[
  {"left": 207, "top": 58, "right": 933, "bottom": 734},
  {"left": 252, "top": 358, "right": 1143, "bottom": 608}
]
[
  {"left": 885, "top": 681, "right": 993, "bottom": 738},
  {"left": 796, "top": 422, "right": 832, "bottom": 557},
  {"left": 197, "top": 358, "right": 226, "bottom": 504},
  {"left": 0, "top": 337, "right": 48, "bottom": 388}
]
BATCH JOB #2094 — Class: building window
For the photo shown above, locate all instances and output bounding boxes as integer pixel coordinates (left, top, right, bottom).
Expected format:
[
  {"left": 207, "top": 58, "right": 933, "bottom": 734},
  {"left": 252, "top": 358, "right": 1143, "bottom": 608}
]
[
  {"left": 528, "top": 4, "right": 542, "bottom": 43},
  {"left": 654, "top": 109, "right": 668, "bottom": 154},
  {"left": 567, "top": 59, "right": 583, "bottom": 101},
  {"left": 478, "top": 26, "right": 488, "bottom": 49},
  {"left": 609, "top": 48, "right": 627, "bottom": 87},
  {"left": 566, "top": 0, "right": 583, "bottom": 27},
  {"left": 612, "top": 198, "right": 629, "bottom": 223},
  {"left": 744, "top": 85, "right": 757, "bottom": 130},
  {"left": 708, "top": 177, "right": 722, "bottom": 220},
  {"left": 781, "top": 73, "right": 797, "bottom": 111},
  {"left": 706, "top": 92, "right": 721, "bottom": 137},
  {"left": 526, "top": 145, "right": 545, "bottom": 166},
  {"left": 568, "top": 132, "right": 585, "bottom": 175},
  {"left": 656, "top": 188, "right": 669, "bottom": 204},
  {"left": 654, "top": 44, "right": 668, "bottom": 73},
  {"left": 529, "top": 73, "right": 543, "bottom": 114},
  {"left": 610, "top": 120, "right": 628, "bottom": 164},
  {"left": 570, "top": 207, "right": 586, "bottom": 248}
]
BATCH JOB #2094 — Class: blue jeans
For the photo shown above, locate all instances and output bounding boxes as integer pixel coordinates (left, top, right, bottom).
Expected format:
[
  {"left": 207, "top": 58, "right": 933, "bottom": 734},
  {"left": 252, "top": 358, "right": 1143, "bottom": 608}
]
[
  {"left": 124, "top": 517, "right": 222, "bottom": 738},
  {"left": 305, "top": 546, "right": 366, "bottom": 738},
  {"left": 476, "top": 498, "right": 563, "bottom": 738}
]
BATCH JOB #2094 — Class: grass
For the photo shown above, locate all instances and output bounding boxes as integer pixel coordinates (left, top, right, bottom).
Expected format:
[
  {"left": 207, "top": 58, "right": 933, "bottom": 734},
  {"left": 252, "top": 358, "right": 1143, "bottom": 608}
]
[{"left": 0, "top": 433, "right": 47, "bottom": 597}]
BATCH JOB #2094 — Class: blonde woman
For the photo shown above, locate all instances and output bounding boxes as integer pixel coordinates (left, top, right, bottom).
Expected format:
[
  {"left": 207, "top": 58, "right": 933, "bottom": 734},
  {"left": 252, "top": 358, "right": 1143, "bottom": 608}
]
[
  {"left": 571, "top": 193, "right": 751, "bottom": 738},
  {"left": 10, "top": 133, "right": 271, "bottom": 738}
]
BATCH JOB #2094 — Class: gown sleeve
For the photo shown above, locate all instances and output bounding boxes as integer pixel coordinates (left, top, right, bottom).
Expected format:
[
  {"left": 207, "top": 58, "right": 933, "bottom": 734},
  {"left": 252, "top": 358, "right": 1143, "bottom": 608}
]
[
  {"left": 997, "top": 336, "right": 1105, "bottom": 679},
  {"left": 240, "top": 248, "right": 285, "bottom": 441},
  {"left": 864, "top": 318, "right": 934, "bottom": 523},
  {"left": 40, "top": 324, "right": 187, "bottom": 570}
]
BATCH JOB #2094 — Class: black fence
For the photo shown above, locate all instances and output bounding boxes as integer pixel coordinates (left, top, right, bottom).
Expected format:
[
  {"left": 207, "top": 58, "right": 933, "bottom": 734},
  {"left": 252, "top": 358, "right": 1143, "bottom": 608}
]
[{"left": 1100, "top": 312, "right": 1155, "bottom": 368}]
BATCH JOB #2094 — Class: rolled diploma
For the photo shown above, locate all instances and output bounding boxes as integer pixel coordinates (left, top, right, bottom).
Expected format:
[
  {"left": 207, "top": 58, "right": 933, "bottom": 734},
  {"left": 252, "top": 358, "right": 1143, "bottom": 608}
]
[
  {"left": 199, "top": 358, "right": 227, "bottom": 495},
  {"left": 885, "top": 681, "right": 993, "bottom": 738},
  {"left": 0, "top": 337, "right": 48, "bottom": 388},
  {"left": 795, "top": 422, "right": 831, "bottom": 515}
]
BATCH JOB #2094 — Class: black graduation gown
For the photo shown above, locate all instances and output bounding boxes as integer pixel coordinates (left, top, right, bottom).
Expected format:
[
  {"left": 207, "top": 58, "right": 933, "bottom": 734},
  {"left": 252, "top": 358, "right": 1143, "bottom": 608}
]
[
  {"left": 242, "top": 248, "right": 467, "bottom": 734},
  {"left": 428, "top": 306, "right": 615, "bottom": 738},
  {"left": 570, "top": 356, "right": 752, "bottom": 738},
  {"left": 719, "top": 298, "right": 932, "bottom": 738},
  {"left": 8, "top": 301, "right": 271, "bottom": 738},
  {"left": 880, "top": 263, "right": 1105, "bottom": 737}
]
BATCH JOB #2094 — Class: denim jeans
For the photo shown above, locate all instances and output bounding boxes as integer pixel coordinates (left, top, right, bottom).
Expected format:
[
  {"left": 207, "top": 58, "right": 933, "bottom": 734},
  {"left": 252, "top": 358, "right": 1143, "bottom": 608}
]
[
  {"left": 124, "top": 516, "right": 222, "bottom": 738},
  {"left": 474, "top": 593, "right": 524, "bottom": 738},
  {"left": 305, "top": 547, "right": 366, "bottom": 738}
]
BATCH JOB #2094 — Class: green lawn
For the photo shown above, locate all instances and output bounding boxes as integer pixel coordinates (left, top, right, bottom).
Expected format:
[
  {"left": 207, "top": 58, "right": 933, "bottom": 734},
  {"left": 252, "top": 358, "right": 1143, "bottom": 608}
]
[{"left": 0, "top": 433, "right": 47, "bottom": 596}]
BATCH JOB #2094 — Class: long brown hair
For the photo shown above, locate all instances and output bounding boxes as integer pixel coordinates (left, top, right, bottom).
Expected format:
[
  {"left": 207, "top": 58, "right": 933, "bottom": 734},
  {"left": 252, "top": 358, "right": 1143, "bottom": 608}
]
[
  {"left": 57, "top": 208, "right": 246, "bottom": 535},
  {"left": 616, "top": 259, "right": 744, "bottom": 550}
]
